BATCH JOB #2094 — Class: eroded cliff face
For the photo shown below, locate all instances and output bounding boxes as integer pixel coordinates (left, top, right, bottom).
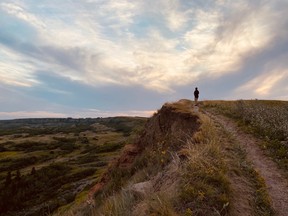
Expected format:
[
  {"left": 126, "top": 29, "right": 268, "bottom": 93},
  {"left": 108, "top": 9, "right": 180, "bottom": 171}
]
[
  {"left": 86, "top": 100, "right": 200, "bottom": 210},
  {"left": 137, "top": 101, "right": 200, "bottom": 150},
  {"left": 110, "top": 101, "right": 200, "bottom": 170}
]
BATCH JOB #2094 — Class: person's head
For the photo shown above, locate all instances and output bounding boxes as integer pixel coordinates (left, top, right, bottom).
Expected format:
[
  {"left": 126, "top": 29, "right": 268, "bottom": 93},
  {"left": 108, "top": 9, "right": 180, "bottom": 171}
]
[{"left": 195, "top": 87, "right": 198, "bottom": 90}]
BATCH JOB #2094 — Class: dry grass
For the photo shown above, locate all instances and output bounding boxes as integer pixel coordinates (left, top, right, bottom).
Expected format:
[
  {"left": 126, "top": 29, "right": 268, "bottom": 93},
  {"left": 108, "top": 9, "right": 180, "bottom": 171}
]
[
  {"left": 95, "top": 190, "right": 138, "bottom": 216},
  {"left": 164, "top": 99, "right": 194, "bottom": 114},
  {"left": 179, "top": 114, "right": 230, "bottom": 216},
  {"left": 89, "top": 102, "right": 230, "bottom": 216},
  {"left": 145, "top": 193, "right": 179, "bottom": 216},
  {"left": 56, "top": 99, "right": 279, "bottom": 216},
  {"left": 203, "top": 100, "right": 288, "bottom": 141},
  {"left": 92, "top": 144, "right": 177, "bottom": 216},
  {"left": 217, "top": 122, "right": 274, "bottom": 216},
  {"left": 203, "top": 100, "right": 288, "bottom": 173},
  {"left": 203, "top": 101, "right": 275, "bottom": 215},
  {"left": 84, "top": 101, "right": 195, "bottom": 216}
]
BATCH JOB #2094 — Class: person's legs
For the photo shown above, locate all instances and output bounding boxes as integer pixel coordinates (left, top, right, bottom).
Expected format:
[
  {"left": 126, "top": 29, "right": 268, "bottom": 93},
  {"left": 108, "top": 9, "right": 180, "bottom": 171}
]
[{"left": 194, "top": 97, "right": 198, "bottom": 105}]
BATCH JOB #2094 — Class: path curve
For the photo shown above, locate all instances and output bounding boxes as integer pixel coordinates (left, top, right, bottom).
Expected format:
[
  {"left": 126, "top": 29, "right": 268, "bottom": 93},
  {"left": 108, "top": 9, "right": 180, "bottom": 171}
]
[{"left": 208, "top": 112, "right": 288, "bottom": 216}]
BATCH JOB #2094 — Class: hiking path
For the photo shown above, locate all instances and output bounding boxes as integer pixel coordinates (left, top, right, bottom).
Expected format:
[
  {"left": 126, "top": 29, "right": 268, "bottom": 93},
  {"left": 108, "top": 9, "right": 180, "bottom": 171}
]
[{"left": 206, "top": 111, "right": 288, "bottom": 216}]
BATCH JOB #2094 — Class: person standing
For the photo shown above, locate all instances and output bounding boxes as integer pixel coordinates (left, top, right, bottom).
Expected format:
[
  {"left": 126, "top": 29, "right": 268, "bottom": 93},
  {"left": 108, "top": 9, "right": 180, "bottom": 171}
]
[{"left": 194, "top": 87, "right": 199, "bottom": 105}]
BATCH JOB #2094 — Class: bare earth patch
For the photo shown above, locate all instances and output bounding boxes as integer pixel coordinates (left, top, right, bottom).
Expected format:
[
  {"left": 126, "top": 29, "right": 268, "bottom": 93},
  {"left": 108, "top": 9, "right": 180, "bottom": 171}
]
[
  {"left": 209, "top": 112, "right": 288, "bottom": 216},
  {"left": 228, "top": 172, "right": 255, "bottom": 216}
]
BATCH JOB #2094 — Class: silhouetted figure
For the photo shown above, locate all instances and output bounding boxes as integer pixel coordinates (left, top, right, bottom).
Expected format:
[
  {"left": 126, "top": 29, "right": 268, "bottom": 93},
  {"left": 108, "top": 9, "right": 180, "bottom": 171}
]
[{"left": 194, "top": 87, "right": 199, "bottom": 105}]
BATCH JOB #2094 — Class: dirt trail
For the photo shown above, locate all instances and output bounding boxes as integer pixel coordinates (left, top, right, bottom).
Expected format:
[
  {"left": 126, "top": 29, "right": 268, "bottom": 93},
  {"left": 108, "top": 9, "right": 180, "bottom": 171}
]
[{"left": 207, "top": 112, "right": 288, "bottom": 216}]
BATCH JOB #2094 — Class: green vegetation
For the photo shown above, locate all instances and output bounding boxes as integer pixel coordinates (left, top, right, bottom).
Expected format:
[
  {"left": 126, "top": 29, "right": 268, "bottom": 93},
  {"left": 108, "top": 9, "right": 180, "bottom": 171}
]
[
  {"left": 81, "top": 141, "right": 124, "bottom": 154},
  {"left": 203, "top": 100, "right": 288, "bottom": 173},
  {"left": 99, "top": 116, "right": 147, "bottom": 137},
  {"left": 0, "top": 117, "right": 146, "bottom": 137},
  {"left": 0, "top": 117, "right": 146, "bottom": 216}
]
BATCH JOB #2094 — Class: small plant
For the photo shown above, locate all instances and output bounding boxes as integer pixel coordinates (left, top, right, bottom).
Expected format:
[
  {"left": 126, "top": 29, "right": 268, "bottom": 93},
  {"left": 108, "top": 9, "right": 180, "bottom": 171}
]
[{"left": 146, "top": 194, "right": 178, "bottom": 216}]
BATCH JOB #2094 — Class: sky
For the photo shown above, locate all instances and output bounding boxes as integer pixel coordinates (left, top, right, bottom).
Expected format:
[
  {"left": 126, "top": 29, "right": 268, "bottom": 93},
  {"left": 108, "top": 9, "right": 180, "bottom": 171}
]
[{"left": 0, "top": 0, "right": 288, "bottom": 119}]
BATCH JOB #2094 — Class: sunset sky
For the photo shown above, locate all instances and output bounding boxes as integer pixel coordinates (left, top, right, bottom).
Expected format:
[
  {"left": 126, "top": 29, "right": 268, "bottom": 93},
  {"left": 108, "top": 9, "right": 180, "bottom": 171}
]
[{"left": 1, "top": 0, "right": 288, "bottom": 119}]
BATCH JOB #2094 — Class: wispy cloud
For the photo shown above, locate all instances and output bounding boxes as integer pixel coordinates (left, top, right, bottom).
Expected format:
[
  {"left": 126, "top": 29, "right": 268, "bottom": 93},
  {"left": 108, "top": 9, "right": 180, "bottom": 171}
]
[
  {"left": 0, "top": 0, "right": 287, "bottom": 119},
  {"left": 184, "top": 1, "right": 278, "bottom": 77},
  {"left": 0, "top": 109, "right": 154, "bottom": 120},
  {"left": 236, "top": 69, "right": 286, "bottom": 97},
  {"left": 235, "top": 51, "right": 288, "bottom": 99},
  {"left": 0, "top": 111, "right": 66, "bottom": 119}
]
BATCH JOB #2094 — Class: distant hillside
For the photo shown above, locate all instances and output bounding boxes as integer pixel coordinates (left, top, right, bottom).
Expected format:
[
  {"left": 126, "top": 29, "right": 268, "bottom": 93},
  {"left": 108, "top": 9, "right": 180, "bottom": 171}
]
[
  {"left": 0, "top": 117, "right": 146, "bottom": 216},
  {"left": 0, "top": 117, "right": 146, "bottom": 136}
]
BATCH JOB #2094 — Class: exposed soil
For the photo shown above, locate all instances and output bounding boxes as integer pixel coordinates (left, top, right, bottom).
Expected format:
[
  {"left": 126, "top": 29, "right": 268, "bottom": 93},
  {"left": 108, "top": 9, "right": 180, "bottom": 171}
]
[
  {"left": 228, "top": 175, "right": 255, "bottom": 216},
  {"left": 208, "top": 112, "right": 288, "bottom": 216},
  {"left": 86, "top": 144, "right": 140, "bottom": 205}
]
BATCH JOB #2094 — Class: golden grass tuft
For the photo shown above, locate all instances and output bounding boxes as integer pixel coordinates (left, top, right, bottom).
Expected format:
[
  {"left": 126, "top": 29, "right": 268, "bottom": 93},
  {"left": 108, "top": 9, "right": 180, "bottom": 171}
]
[
  {"left": 179, "top": 114, "right": 230, "bottom": 215},
  {"left": 95, "top": 189, "right": 138, "bottom": 216},
  {"left": 164, "top": 99, "right": 194, "bottom": 114},
  {"left": 146, "top": 193, "right": 178, "bottom": 216}
]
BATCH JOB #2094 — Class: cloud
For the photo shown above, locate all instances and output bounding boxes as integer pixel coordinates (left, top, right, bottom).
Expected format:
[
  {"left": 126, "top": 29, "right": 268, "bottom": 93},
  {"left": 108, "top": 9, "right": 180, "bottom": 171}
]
[
  {"left": 184, "top": 1, "right": 280, "bottom": 78},
  {"left": 0, "top": 45, "right": 39, "bottom": 87},
  {"left": 236, "top": 69, "right": 286, "bottom": 97},
  {"left": 0, "top": 1, "right": 193, "bottom": 92},
  {"left": 0, "top": 111, "right": 66, "bottom": 119},
  {"left": 235, "top": 50, "right": 288, "bottom": 99},
  {"left": 97, "top": 0, "right": 139, "bottom": 27},
  {"left": 2, "top": 0, "right": 285, "bottom": 91},
  {"left": 0, "top": 0, "right": 288, "bottom": 119},
  {"left": 0, "top": 77, "right": 157, "bottom": 119},
  {"left": 0, "top": 109, "right": 154, "bottom": 120},
  {"left": 158, "top": 0, "right": 190, "bottom": 31},
  {"left": 0, "top": 2, "right": 46, "bottom": 30}
]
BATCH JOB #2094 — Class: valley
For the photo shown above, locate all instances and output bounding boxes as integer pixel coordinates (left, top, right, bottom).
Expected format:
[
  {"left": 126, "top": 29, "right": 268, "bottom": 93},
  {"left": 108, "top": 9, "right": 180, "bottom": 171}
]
[{"left": 0, "top": 117, "right": 146, "bottom": 216}]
